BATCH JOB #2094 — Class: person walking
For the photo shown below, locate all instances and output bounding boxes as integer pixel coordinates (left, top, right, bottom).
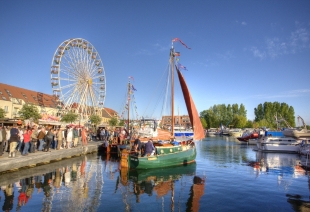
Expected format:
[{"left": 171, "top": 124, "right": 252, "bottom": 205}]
[
  {"left": 9, "top": 124, "right": 19, "bottom": 158},
  {"left": 22, "top": 129, "right": 31, "bottom": 156},
  {"left": 37, "top": 127, "right": 46, "bottom": 151},
  {"left": 30, "top": 126, "right": 38, "bottom": 153}
]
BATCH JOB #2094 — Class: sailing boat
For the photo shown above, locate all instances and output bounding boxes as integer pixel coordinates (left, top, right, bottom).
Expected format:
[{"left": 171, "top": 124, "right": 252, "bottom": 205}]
[{"left": 123, "top": 39, "right": 204, "bottom": 169}]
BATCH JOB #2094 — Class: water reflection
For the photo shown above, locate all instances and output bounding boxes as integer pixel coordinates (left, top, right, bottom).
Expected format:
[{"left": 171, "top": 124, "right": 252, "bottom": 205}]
[
  {"left": 119, "top": 163, "right": 206, "bottom": 212},
  {"left": 3, "top": 137, "right": 310, "bottom": 211},
  {"left": 247, "top": 152, "right": 306, "bottom": 178},
  {"left": 0, "top": 154, "right": 106, "bottom": 212},
  {"left": 0, "top": 154, "right": 206, "bottom": 212}
]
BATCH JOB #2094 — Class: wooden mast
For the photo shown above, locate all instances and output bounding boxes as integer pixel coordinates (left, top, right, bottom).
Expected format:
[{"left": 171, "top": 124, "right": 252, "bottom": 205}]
[
  {"left": 170, "top": 44, "right": 175, "bottom": 138},
  {"left": 127, "top": 79, "right": 131, "bottom": 130}
]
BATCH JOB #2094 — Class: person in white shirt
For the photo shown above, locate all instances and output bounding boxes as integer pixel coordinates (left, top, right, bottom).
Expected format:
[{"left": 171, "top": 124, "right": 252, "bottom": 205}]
[{"left": 66, "top": 127, "right": 73, "bottom": 149}]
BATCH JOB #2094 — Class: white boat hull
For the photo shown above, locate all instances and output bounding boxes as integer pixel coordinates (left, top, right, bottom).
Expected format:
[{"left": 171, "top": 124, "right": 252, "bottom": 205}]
[{"left": 256, "top": 136, "right": 301, "bottom": 153}]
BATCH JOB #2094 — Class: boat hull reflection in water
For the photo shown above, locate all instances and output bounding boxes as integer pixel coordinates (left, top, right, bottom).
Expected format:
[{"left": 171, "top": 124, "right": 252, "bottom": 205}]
[{"left": 123, "top": 162, "right": 206, "bottom": 211}]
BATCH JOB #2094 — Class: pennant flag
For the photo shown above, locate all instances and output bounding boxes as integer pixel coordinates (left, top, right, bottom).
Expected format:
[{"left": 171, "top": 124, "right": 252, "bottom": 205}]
[
  {"left": 172, "top": 38, "right": 191, "bottom": 49},
  {"left": 174, "top": 52, "right": 180, "bottom": 56},
  {"left": 132, "top": 85, "right": 137, "bottom": 91},
  {"left": 129, "top": 76, "right": 134, "bottom": 81},
  {"left": 178, "top": 63, "right": 188, "bottom": 71}
]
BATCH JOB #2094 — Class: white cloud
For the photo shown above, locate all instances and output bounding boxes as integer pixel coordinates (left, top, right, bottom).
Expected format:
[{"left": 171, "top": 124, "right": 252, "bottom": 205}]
[
  {"left": 290, "top": 28, "right": 309, "bottom": 50},
  {"left": 216, "top": 50, "right": 234, "bottom": 60},
  {"left": 250, "top": 47, "right": 266, "bottom": 59},
  {"left": 251, "top": 89, "right": 310, "bottom": 99},
  {"left": 241, "top": 21, "right": 247, "bottom": 26},
  {"left": 266, "top": 37, "right": 288, "bottom": 58},
  {"left": 153, "top": 43, "right": 169, "bottom": 51},
  {"left": 250, "top": 24, "right": 309, "bottom": 60}
]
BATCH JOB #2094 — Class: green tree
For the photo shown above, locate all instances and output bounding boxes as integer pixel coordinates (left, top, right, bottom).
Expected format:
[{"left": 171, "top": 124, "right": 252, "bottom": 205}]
[
  {"left": 89, "top": 114, "right": 101, "bottom": 127},
  {"left": 200, "top": 117, "right": 207, "bottom": 129},
  {"left": 238, "top": 103, "right": 247, "bottom": 117},
  {"left": 61, "top": 112, "right": 79, "bottom": 123},
  {"left": 244, "top": 120, "right": 254, "bottom": 128},
  {"left": 201, "top": 103, "right": 248, "bottom": 128},
  {"left": 231, "top": 115, "right": 247, "bottom": 128},
  {"left": 226, "top": 104, "right": 233, "bottom": 123},
  {"left": 18, "top": 103, "right": 41, "bottom": 122},
  {"left": 232, "top": 104, "right": 239, "bottom": 116},
  {"left": 0, "top": 108, "right": 6, "bottom": 118},
  {"left": 109, "top": 117, "right": 118, "bottom": 126},
  {"left": 119, "top": 120, "right": 125, "bottom": 126},
  {"left": 254, "top": 104, "right": 264, "bottom": 122},
  {"left": 254, "top": 102, "right": 295, "bottom": 128}
]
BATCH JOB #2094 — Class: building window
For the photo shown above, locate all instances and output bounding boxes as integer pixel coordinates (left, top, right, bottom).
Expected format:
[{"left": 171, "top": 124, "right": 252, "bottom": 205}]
[
  {"left": 5, "top": 89, "right": 12, "bottom": 96},
  {"left": 4, "top": 106, "right": 8, "bottom": 112},
  {"left": 2, "top": 96, "right": 6, "bottom": 100}
]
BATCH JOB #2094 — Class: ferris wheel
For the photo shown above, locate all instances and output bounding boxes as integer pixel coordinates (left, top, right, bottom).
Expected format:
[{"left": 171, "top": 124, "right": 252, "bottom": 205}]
[{"left": 50, "top": 38, "right": 106, "bottom": 122}]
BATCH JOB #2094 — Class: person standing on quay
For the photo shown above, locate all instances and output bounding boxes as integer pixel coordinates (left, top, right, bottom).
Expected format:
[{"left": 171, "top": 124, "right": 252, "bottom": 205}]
[
  {"left": 81, "top": 127, "right": 87, "bottom": 146},
  {"left": 73, "top": 127, "right": 78, "bottom": 147},
  {"left": 44, "top": 128, "right": 54, "bottom": 152},
  {"left": 22, "top": 129, "right": 31, "bottom": 156},
  {"left": 17, "top": 127, "right": 24, "bottom": 153},
  {"left": 5, "top": 126, "right": 10, "bottom": 152},
  {"left": 37, "top": 127, "right": 46, "bottom": 151},
  {"left": 66, "top": 127, "right": 73, "bottom": 149},
  {"left": 30, "top": 125, "right": 38, "bottom": 153},
  {"left": 0, "top": 126, "right": 3, "bottom": 157},
  {"left": 57, "top": 128, "right": 63, "bottom": 150},
  {"left": 9, "top": 124, "right": 19, "bottom": 158}
]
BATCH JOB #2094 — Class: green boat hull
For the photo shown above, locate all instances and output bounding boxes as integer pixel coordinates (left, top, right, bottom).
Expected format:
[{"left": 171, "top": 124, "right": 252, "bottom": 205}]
[
  {"left": 129, "top": 145, "right": 196, "bottom": 169},
  {"left": 129, "top": 162, "right": 197, "bottom": 182}
]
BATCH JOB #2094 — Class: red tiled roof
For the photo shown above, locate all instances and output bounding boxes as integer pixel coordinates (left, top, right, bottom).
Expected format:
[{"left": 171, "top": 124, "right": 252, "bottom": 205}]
[
  {"left": 0, "top": 83, "right": 119, "bottom": 117},
  {"left": 104, "top": 107, "right": 118, "bottom": 117},
  {"left": 0, "top": 83, "right": 58, "bottom": 108}
]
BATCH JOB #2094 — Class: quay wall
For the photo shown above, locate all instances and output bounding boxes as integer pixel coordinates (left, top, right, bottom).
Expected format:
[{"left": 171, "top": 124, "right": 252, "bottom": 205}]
[{"left": 0, "top": 142, "right": 102, "bottom": 175}]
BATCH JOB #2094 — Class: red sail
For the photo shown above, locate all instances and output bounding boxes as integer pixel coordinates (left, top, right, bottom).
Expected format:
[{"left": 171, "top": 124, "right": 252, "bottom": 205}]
[{"left": 177, "top": 68, "right": 205, "bottom": 140}]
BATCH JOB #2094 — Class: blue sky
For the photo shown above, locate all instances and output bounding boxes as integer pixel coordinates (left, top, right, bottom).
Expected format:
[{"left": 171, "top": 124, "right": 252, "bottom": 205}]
[{"left": 1, "top": 0, "right": 310, "bottom": 125}]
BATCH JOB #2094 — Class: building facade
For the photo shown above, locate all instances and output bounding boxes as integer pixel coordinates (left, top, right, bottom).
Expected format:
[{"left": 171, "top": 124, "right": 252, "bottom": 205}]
[
  {"left": 161, "top": 115, "right": 191, "bottom": 129},
  {"left": 0, "top": 83, "right": 118, "bottom": 126}
]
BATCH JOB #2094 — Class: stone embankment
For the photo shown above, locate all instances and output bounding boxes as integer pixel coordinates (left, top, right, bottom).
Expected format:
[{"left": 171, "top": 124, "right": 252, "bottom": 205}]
[{"left": 0, "top": 141, "right": 102, "bottom": 174}]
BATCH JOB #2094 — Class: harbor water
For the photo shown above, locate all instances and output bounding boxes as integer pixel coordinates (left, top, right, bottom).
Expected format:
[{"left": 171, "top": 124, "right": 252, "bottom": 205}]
[{"left": 0, "top": 136, "right": 310, "bottom": 211}]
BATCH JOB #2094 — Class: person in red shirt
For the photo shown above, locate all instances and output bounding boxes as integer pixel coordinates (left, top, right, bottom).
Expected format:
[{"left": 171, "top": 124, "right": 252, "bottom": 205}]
[{"left": 22, "top": 129, "right": 31, "bottom": 156}]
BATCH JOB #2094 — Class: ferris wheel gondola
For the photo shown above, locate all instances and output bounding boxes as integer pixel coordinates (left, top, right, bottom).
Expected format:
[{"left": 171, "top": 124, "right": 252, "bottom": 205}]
[{"left": 50, "top": 38, "right": 106, "bottom": 122}]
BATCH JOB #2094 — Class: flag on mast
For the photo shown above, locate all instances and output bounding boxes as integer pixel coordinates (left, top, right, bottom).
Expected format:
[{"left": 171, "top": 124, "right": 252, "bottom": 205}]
[{"left": 172, "top": 38, "right": 191, "bottom": 49}]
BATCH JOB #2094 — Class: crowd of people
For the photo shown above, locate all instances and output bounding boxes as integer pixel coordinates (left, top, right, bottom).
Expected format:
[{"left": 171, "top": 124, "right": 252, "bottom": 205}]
[{"left": 0, "top": 124, "right": 89, "bottom": 158}]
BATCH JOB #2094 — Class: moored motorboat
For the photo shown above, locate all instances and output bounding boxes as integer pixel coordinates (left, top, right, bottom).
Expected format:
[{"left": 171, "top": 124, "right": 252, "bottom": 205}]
[
  {"left": 237, "top": 130, "right": 259, "bottom": 142},
  {"left": 256, "top": 132, "right": 301, "bottom": 153},
  {"left": 282, "top": 116, "right": 310, "bottom": 139},
  {"left": 206, "top": 128, "right": 218, "bottom": 136},
  {"left": 229, "top": 128, "right": 243, "bottom": 138}
]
